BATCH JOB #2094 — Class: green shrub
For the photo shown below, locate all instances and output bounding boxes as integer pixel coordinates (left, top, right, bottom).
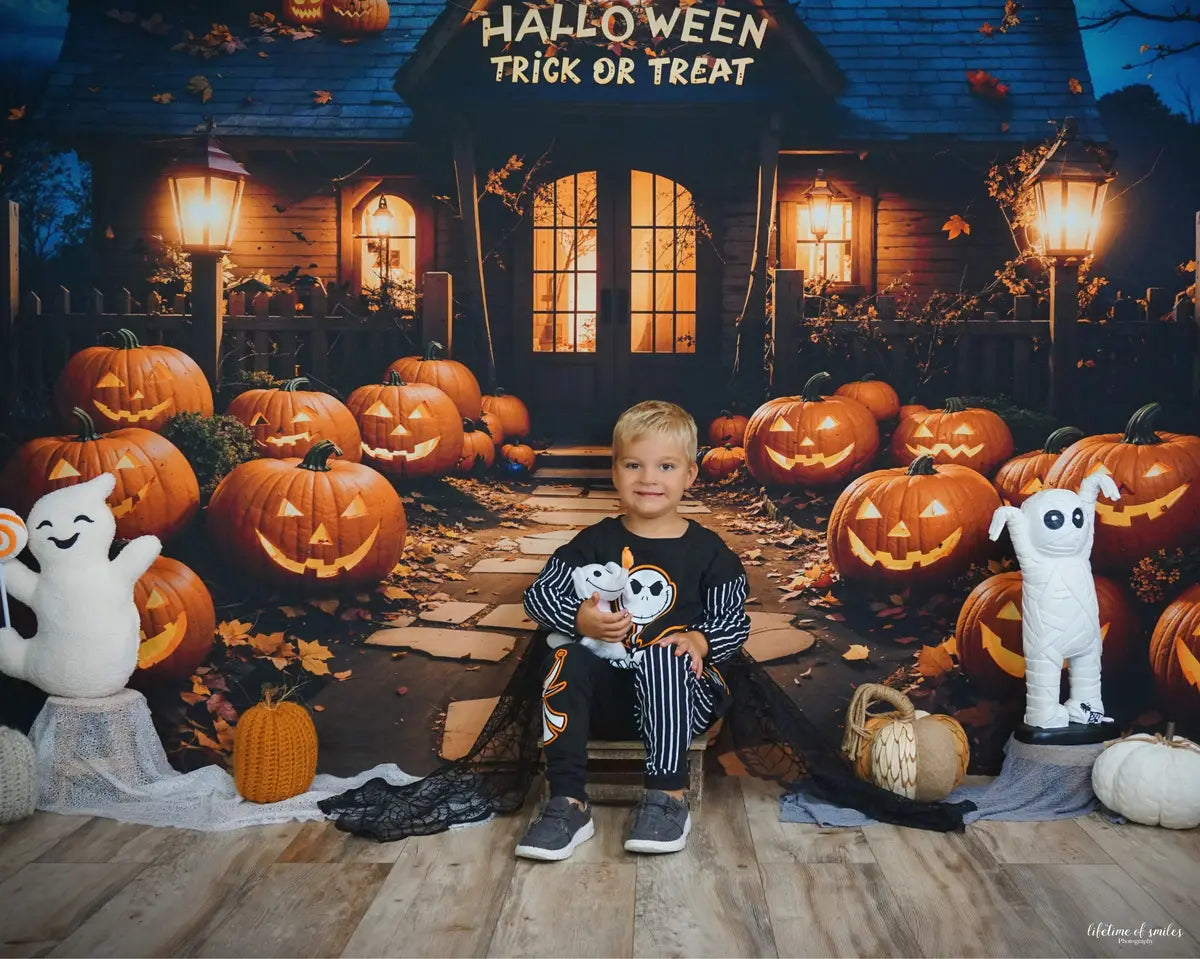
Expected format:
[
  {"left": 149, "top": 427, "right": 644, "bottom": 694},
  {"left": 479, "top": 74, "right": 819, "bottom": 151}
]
[{"left": 163, "top": 412, "right": 257, "bottom": 499}]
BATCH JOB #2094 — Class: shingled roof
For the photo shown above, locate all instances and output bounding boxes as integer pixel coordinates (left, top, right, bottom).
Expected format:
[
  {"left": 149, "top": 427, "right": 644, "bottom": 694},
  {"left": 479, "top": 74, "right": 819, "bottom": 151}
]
[{"left": 38, "top": 0, "right": 1102, "bottom": 144}]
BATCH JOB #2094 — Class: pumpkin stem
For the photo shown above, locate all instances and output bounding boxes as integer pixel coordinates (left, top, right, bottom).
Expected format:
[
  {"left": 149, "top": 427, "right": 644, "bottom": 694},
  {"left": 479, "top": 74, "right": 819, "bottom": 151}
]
[
  {"left": 943, "top": 397, "right": 967, "bottom": 413},
  {"left": 384, "top": 370, "right": 406, "bottom": 386},
  {"left": 1121, "top": 403, "right": 1164, "bottom": 445},
  {"left": 424, "top": 340, "right": 446, "bottom": 360},
  {"left": 494, "top": 386, "right": 508, "bottom": 396},
  {"left": 906, "top": 454, "right": 939, "bottom": 476},
  {"left": 719, "top": 408, "right": 733, "bottom": 417},
  {"left": 860, "top": 372, "right": 877, "bottom": 381},
  {"left": 71, "top": 406, "right": 101, "bottom": 441},
  {"left": 463, "top": 417, "right": 476, "bottom": 433},
  {"left": 116, "top": 328, "right": 141, "bottom": 349},
  {"left": 1166, "top": 721, "right": 1176, "bottom": 743},
  {"left": 1043, "top": 426, "right": 1083, "bottom": 454},
  {"left": 282, "top": 377, "right": 309, "bottom": 392},
  {"left": 800, "top": 371, "right": 832, "bottom": 401},
  {"left": 299, "top": 439, "right": 342, "bottom": 471}
]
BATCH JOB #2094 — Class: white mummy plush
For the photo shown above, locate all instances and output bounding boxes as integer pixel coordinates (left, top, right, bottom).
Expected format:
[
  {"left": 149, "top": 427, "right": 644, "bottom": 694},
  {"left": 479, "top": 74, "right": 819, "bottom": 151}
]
[
  {"left": 0, "top": 474, "right": 161, "bottom": 698},
  {"left": 546, "top": 561, "right": 632, "bottom": 662},
  {"left": 988, "top": 473, "right": 1120, "bottom": 728}
]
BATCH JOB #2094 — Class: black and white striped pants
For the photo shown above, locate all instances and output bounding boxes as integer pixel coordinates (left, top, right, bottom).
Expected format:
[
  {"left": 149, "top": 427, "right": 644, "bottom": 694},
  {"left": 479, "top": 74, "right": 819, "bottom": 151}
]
[{"left": 539, "top": 638, "right": 729, "bottom": 799}]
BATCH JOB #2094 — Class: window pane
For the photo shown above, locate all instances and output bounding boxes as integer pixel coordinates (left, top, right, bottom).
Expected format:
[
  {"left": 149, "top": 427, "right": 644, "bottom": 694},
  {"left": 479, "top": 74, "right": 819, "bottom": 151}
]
[
  {"left": 676, "top": 313, "right": 696, "bottom": 353},
  {"left": 556, "top": 313, "right": 575, "bottom": 351},
  {"left": 655, "top": 273, "right": 674, "bottom": 311},
  {"left": 532, "top": 173, "right": 600, "bottom": 352},
  {"left": 533, "top": 228, "right": 555, "bottom": 271},
  {"left": 631, "top": 314, "right": 653, "bottom": 352},
  {"left": 631, "top": 171, "right": 653, "bottom": 227},
  {"left": 654, "top": 315, "right": 674, "bottom": 352},
  {"left": 655, "top": 176, "right": 674, "bottom": 226},
  {"left": 360, "top": 193, "right": 417, "bottom": 309},
  {"left": 676, "top": 274, "right": 695, "bottom": 312},
  {"left": 576, "top": 272, "right": 597, "bottom": 313},
  {"left": 629, "top": 172, "right": 699, "bottom": 354},
  {"left": 654, "top": 228, "right": 673, "bottom": 270},
  {"left": 577, "top": 171, "right": 597, "bottom": 225},
  {"left": 632, "top": 229, "right": 653, "bottom": 270},
  {"left": 577, "top": 313, "right": 596, "bottom": 353},
  {"left": 632, "top": 272, "right": 652, "bottom": 313},
  {"left": 558, "top": 181, "right": 575, "bottom": 228},
  {"left": 533, "top": 314, "right": 555, "bottom": 352}
]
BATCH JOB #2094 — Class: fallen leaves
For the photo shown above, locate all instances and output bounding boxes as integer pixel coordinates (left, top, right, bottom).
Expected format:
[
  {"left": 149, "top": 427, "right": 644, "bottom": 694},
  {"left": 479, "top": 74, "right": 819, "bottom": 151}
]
[
  {"left": 943, "top": 214, "right": 971, "bottom": 241},
  {"left": 916, "top": 643, "right": 955, "bottom": 678},
  {"left": 186, "top": 75, "right": 213, "bottom": 103},
  {"left": 966, "top": 69, "right": 1009, "bottom": 101},
  {"left": 1068, "top": 77, "right": 1083, "bottom": 94},
  {"left": 843, "top": 644, "right": 870, "bottom": 661},
  {"left": 8, "top": 105, "right": 26, "bottom": 121},
  {"left": 151, "top": 92, "right": 174, "bottom": 104},
  {"left": 299, "top": 638, "right": 334, "bottom": 675},
  {"left": 313, "top": 89, "right": 334, "bottom": 105}
]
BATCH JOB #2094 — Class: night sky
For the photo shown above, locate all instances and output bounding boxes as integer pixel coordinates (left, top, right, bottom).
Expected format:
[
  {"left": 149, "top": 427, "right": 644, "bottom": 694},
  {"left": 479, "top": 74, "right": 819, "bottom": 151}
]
[{"left": 1, "top": 0, "right": 1199, "bottom": 115}]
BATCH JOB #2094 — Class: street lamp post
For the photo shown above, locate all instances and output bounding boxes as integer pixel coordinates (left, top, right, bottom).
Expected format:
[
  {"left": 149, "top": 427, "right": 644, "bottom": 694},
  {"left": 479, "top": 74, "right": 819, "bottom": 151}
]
[
  {"left": 165, "top": 134, "right": 250, "bottom": 388},
  {"left": 1024, "top": 117, "right": 1114, "bottom": 418}
]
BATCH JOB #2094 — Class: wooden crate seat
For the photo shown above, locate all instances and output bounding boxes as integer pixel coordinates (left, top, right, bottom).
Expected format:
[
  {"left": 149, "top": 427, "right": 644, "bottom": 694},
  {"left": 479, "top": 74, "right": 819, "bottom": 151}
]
[{"left": 545, "top": 735, "right": 708, "bottom": 806}]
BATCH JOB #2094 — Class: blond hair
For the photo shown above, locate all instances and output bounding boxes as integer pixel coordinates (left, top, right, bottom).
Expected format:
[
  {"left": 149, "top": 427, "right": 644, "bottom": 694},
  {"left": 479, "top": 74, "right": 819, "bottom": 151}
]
[{"left": 612, "top": 401, "right": 697, "bottom": 464}]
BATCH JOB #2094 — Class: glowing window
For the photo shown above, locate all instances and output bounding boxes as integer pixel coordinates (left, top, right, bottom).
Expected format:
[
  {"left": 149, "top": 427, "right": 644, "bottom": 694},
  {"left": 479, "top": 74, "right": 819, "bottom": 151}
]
[
  {"left": 532, "top": 172, "right": 598, "bottom": 353},
  {"left": 630, "top": 171, "right": 697, "bottom": 354},
  {"left": 361, "top": 194, "right": 417, "bottom": 311},
  {"left": 795, "top": 200, "right": 853, "bottom": 283}
]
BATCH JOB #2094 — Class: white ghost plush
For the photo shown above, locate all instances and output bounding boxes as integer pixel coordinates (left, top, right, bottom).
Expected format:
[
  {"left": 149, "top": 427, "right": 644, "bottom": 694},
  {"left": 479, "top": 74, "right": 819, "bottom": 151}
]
[
  {"left": 0, "top": 474, "right": 161, "bottom": 698},
  {"left": 546, "top": 561, "right": 632, "bottom": 662},
  {"left": 988, "top": 472, "right": 1120, "bottom": 729}
]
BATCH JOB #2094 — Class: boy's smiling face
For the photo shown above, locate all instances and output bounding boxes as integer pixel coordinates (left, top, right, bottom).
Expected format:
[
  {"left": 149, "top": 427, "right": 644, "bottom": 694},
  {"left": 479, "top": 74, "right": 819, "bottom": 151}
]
[{"left": 613, "top": 433, "right": 698, "bottom": 522}]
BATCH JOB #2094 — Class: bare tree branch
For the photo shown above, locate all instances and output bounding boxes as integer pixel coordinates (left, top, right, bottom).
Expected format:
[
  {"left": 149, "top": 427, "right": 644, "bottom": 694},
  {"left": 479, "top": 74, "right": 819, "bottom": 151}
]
[{"left": 1078, "top": 1, "right": 1200, "bottom": 66}]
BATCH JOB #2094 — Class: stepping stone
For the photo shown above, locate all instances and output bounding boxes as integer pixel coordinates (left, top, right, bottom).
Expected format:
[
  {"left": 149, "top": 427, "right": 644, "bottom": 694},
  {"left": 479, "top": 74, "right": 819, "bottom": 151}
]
[
  {"left": 365, "top": 627, "right": 515, "bottom": 661},
  {"left": 518, "top": 529, "right": 577, "bottom": 555},
  {"left": 533, "top": 484, "right": 585, "bottom": 497},
  {"left": 468, "top": 557, "right": 547, "bottom": 574},
  {"left": 750, "top": 611, "right": 798, "bottom": 631},
  {"left": 441, "top": 697, "right": 500, "bottom": 760},
  {"left": 530, "top": 510, "right": 612, "bottom": 526},
  {"left": 745, "top": 627, "right": 815, "bottom": 662},
  {"left": 418, "top": 601, "right": 489, "bottom": 625},
  {"left": 476, "top": 604, "right": 538, "bottom": 631},
  {"left": 524, "top": 495, "right": 710, "bottom": 515}
]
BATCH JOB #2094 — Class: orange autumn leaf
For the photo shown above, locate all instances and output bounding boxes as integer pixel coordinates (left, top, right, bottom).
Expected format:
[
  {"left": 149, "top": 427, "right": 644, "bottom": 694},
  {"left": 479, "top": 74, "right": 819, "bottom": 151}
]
[
  {"left": 916, "top": 643, "right": 955, "bottom": 678},
  {"left": 299, "top": 638, "right": 334, "bottom": 675},
  {"left": 309, "top": 597, "right": 339, "bottom": 615},
  {"left": 217, "top": 619, "right": 253, "bottom": 646},
  {"left": 943, "top": 214, "right": 971, "bottom": 241},
  {"left": 248, "top": 631, "right": 285, "bottom": 656},
  {"left": 843, "top": 644, "right": 870, "bottom": 661},
  {"left": 313, "top": 89, "right": 333, "bottom": 105},
  {"left": 7, "top": 105, "right": 25, "bottom": 121},
  {"left": 1068, "top": 77, "right": 1083, "bottom": 94},
  {"left": 151, "top": 92, "right": 173, "bottom": 103},
  {"left": 978, "top": 21, "right": 995, "bottom": 36},
  {"left": 966, "top": 69, "right": 1008, "bottom": 100},
  {"left": 334, "top": 669, "right": 353, "bottom": 681},
  {"left": 193, "top": 728, "right": 222, "bottom": 751},
  {"left": 940, "top": 633, "right": 959, "bottom": 658}
]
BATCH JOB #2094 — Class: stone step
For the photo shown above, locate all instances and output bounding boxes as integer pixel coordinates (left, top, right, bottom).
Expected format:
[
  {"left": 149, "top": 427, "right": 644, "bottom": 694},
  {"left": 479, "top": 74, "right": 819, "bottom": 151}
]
[
  {"left": 535, "top": 467, "right": 613, "bottom": 480},
  {"left": 536, "top": 444, "right": 613, "bottom": 470}
]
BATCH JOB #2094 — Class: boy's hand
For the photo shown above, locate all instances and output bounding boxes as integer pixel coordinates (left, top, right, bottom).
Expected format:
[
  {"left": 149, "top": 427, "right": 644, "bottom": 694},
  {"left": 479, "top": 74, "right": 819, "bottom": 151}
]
[
  {"left": 576, "top": 593, "right": 632, "bottom": 643},
  {"left": 658, "top": 630, "right": 709, "bottom": 677}
]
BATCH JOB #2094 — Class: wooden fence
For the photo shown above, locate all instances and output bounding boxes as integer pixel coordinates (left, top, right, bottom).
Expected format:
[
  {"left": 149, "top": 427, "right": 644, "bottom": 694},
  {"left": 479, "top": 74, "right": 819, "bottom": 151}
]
[{"left": 772, "top": 269, "right": 1199, "bottom": 430}]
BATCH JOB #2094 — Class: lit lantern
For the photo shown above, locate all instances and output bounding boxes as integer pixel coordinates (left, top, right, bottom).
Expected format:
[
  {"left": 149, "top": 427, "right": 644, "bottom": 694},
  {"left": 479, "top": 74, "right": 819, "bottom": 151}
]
[
  {"left": 371, "top": 195, "right": 396, "bottom": 237},
  {"left": 166, "top": 135, "right": 250, "bottom": 253},
  {"left": 1025, "top": 117, "right": 1114, "bottom": 260},
  {"left": 802, "top": 168, "right": 842, "bottom": 242}
]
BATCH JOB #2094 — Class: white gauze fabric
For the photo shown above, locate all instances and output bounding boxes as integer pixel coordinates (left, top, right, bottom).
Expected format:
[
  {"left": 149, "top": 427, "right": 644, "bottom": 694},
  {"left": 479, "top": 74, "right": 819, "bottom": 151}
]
[{"left": 29, "top": 688, "right": 418, "bottom": 831}]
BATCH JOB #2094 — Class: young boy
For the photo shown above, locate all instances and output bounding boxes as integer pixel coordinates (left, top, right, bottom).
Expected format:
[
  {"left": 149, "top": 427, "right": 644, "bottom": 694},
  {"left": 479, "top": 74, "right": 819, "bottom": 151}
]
[{"left": 517, "top": 401, "right": 750, "bottom": 861}]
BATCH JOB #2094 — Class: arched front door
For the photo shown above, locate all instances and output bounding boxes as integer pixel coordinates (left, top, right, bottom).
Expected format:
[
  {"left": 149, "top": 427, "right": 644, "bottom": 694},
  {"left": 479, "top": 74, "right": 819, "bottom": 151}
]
[{"left": 514, "top": 168, "right": 714, "bottom": 439}]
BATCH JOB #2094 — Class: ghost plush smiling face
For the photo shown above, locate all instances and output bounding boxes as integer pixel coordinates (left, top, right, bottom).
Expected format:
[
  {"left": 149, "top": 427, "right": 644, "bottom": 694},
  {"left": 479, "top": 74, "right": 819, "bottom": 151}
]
[
  {"left": 573, "top": 562, "right": 627, "bottom": 604},
  {"left": 27, "top": 473, "right": 117, "bottom": 568},
  {"left": 623, "top": 566, "right": 676, "bottom": 626}
]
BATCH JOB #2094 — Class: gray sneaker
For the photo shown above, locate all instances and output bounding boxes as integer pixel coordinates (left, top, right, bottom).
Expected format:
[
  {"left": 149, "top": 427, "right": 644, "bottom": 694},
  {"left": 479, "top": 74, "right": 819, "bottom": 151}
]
[
  {"left": 514, "top": 796, "right": 595, "bottom": 861},
  {"left": 624, "top": 789, "right": 691, "bottom": 854}
]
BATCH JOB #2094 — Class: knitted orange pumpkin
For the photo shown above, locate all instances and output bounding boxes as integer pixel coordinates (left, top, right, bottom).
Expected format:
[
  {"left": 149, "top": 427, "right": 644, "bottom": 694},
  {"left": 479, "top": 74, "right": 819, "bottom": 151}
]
[
  {"left": 387, "top": 342, "right": 482, "bottom": 420},
  {"left": 481, "top": 389, "right": 531, "bottom": 441},
  {"left": 207, "top": 440, "right": 407, "bottom": 590},
  {"left": 457, "top": 419, "right": 497, "bottom": 475},
  {"left": 700, "top": 444, "right": 745, "bottom": 480},
  {"left": 956, "top": 571, "right": 1140, "bottom": 695},
  {"left": 743, "top": 372, "right": 879, "bottom": 487},
  {"left": 233, "top": 688, "right": 318, "bottom": 803},
  {"left": 1043, "top": 404, "right": 1200, "bottom": 570},
  {"left": 834, "top": 374, "right": 901, "bottom": 422},
  {"left": 1149, "top": 584, "right": 1200, "bottom": 721},
  {"left": 707, "top": 410, "right": 748, "bottom": 447},
  {"left": 346, "top": 372, "right": 464, "bottom": 478},
  {"left": 827, "top": 455, "right": 1001, "bottom": 588},
  {"left": 226, "top": 377, "right": 362, "bottom": 462},
  {"left": 890, "top": 397, "right": 1014, "bottom": 475},
  {"left": 0, "top": 408, "right": 200, "bottom": 542},
  {"left": 53, "top": 328, "right": 213, "bottom": 433},
  {"left": 993, "top": 426, "right": 1084, "bottom": 507},
  {"left": 131, "top": 556, "right": 216, "bottom": 686}
]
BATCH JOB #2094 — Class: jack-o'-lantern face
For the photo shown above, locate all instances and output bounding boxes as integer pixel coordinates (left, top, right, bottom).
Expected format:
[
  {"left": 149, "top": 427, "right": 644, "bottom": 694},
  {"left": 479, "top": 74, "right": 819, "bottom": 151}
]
[
  {"left": 282, "top": 0, "right": 324, "bottom": 24},
  {"left": 843, "top": 494, "right": 964, "bottom": 571},
  {"left": 326, "top": 0, "right": 390, "bottom": 33},
  {"left": 906, "top": 420, "right": 983, "bottom": 460},
  {"left": 256, "top": 491, "right": 381, "bottom": 578},
  {"left": 346, "top": 374, "right": 464, "bottom": 479},
  {"left": 226, "top": 379, "right": 364, "bottom": 464},
  {"left": 766, "top": 413, "right": 855, "bottom": 470},
  {"left": 1086, "top": 462, "right": 1190, "bottom": 528},
  {"left": 138, "top": 586, "right": 189, "bottom": 667},
  {"left": 893, "top": 400, "right": 1014, "bottom": 475},
  {"left": 92, "top": 366, "right": 175, "bottom": 424},
  {"left": 248, "top": 408, "right": 317, "bottom": 451},
  {"left": 361, "top": 399, "right": 442, "bottom": 463},
  {"left": 1177, "top": 628, "right": 1200, "bottom": 691},
  {"left": 48, "top": 449, "right": 157, "bottom": 519}
]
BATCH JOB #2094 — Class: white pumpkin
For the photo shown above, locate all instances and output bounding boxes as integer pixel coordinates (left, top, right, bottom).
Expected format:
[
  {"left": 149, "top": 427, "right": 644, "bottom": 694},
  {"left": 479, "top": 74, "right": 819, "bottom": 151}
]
[{"left": 1091, "top": 725, "right": 1200, "bottom": 829}]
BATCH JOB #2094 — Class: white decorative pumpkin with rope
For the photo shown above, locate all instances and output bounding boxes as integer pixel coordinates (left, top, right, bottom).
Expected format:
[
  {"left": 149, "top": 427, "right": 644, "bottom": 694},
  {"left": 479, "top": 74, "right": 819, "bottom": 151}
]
[
  {"left": 841, "top": 684, "right": 969, "bottom": 802},
  {"left": 1091, "top": 723, "right": 1200, "bottom": 829}
]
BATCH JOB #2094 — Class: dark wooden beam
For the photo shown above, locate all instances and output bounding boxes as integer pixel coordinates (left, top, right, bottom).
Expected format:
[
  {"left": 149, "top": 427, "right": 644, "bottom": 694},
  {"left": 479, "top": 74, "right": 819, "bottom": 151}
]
[
  {"left": 452, "top": 124, "right": 496, "bottom": 389},
  {"left": 734, "top": 117, "right": 781, "bottom": 393}
]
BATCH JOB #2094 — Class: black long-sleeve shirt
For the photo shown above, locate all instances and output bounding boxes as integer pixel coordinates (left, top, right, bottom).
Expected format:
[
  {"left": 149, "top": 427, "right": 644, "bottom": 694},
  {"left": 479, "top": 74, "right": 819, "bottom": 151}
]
[{"left": 523, "top": 517, "right": 750, "bottom": 665}]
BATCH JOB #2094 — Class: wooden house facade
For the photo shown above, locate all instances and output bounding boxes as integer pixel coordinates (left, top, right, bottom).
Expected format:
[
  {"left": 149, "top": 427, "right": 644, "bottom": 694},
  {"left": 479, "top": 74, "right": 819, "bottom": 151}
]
[{"left": 38, "top": 0, "right": 1104, "bottom": 437}]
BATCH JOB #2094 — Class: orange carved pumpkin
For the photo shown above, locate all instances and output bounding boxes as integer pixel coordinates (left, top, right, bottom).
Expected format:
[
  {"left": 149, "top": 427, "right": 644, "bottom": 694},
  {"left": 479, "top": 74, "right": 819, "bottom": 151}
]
[
  {"left": 993, "top": 426, "right": 1084, "bottom": 507},
  {"left": 53, "top": 329, "right": 213, "bottom": 434},
  {"left": 707, "top": 410, "right": 748, "bottom": 447},
  {"left": 501, "top": 443, "right": 538, "bottom": 472},
  {"left": 700, "top": 444, "right": 746, "bottom": 480},
  {"left": 480, "top": 409, "right": 505, "bottom": 448},
  {"left": 386, "top": 342, "right": 482, "bottom": 420},
  {"left": 130, "top": 556, "right": 217, "bottom": 686},
  {"left": 834, "top": 374, "right": 901, "bottom": 422},
  {"left": 226, "top": 377, "right": 362, "bottom": 462},
  {"left": 890, "top": 397, "right": 1014, "bottom": 475},
  {"left": 481, "top": 388, "right": 532, "bottom": 442},
  {"left": 457, "top": 419, "right": 497, "bottom": 475},
  {"left": 1149, "top": 583, "right": 1200, "bottom": 721},
  {"left": 898, "top": 402, "right": 928, "bottom": 423},
  {"left": 0, "top": 408, "right": 200, "bottom": 542},
  {"left": 324, "top": 0, "right": 390, "bottom": 33},
  {"left": 1043, "top": 403, "right": 1200, "bottom": 570},
  {"left": 744, "top": 372, "right": 879, "bottom": 487},
  {"left": 346, "top": 372, "right": 464, "bottom": 478},
  {"left": 827, "top": 454, "right": 1001, "bottom": 588},
  {"left": 207, "top": 440, "right": 406, "bottom": 590},
  {"left": 956, "top": 571, "right": 1140, "bottom": 695},
  {"left": 282, "top": 0, "right": 324, "bottom": 24}
]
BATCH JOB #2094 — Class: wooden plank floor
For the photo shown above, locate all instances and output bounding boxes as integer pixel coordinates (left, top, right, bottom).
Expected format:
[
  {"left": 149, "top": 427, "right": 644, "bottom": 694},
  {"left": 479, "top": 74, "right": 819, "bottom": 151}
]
[{"left": 1, "top": 775, "right": 1197, "bottom": 959}]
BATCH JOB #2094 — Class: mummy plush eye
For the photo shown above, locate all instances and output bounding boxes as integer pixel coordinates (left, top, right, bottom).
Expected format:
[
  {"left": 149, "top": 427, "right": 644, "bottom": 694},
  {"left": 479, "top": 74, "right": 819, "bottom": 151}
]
[
  {"left": 1072, "top": 507, "right": 1084, "bottom": 528},
  {"left": 1043, "top": 510, "right": 1064, "bottom": 530}
]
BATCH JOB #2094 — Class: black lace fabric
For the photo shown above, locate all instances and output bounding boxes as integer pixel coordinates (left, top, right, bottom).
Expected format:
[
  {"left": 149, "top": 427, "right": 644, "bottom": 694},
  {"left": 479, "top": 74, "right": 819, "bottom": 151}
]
[{"left": 318, "top": 644, "right": 975, "bottom": 841}]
